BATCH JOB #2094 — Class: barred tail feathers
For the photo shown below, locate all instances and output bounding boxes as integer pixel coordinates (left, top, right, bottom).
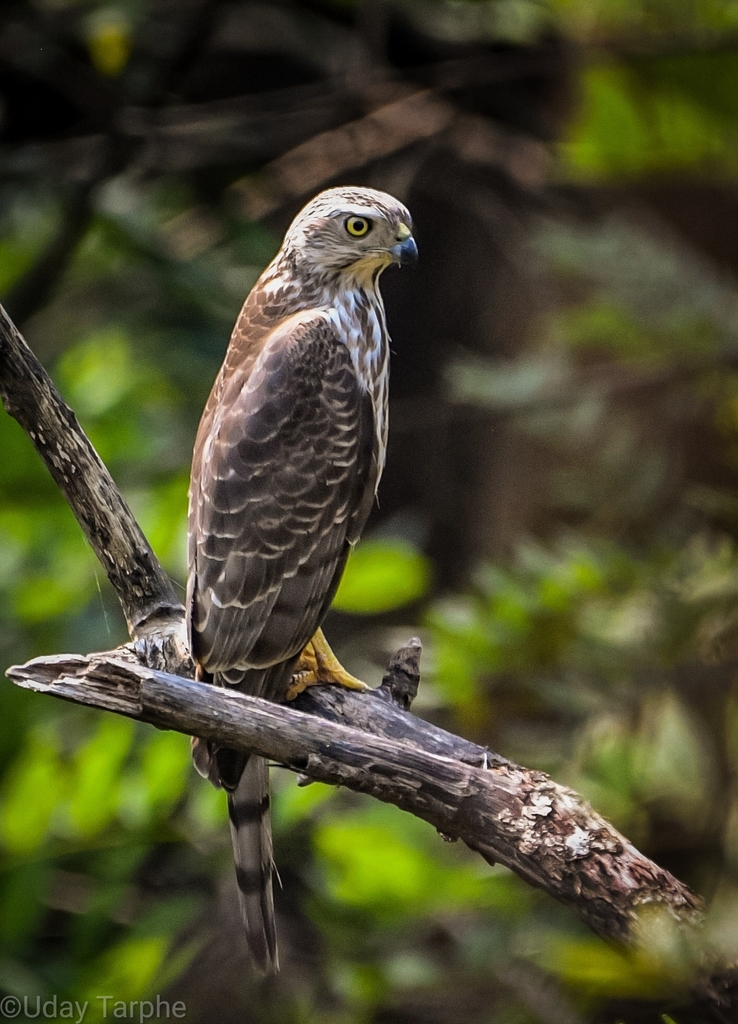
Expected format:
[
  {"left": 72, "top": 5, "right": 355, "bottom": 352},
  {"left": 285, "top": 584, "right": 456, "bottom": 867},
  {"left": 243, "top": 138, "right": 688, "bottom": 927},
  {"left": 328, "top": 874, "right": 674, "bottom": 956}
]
[
  {"left": 192, "top": 660, "right": 297, "bottom": 974},
  {"left": 228, "top": 755, "right": 278, "bottom": 974}
]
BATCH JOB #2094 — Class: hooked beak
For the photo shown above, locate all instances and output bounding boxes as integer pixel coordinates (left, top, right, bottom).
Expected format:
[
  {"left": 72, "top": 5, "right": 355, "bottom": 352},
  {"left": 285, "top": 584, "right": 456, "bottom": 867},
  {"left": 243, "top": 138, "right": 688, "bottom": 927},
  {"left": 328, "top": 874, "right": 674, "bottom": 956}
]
[{"left": 391, "top": 223, "right": 418, "bottom": 268}]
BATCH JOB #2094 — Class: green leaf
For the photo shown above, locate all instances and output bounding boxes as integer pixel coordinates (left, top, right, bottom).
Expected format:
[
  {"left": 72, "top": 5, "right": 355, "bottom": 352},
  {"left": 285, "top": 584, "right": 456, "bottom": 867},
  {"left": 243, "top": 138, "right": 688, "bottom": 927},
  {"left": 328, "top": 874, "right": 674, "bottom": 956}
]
[
  {"left": 272, "top": 776, "right": 335, "bottom": 832},
  {"left": 68, "top": 718, "right": 136, "bottom": 837},
  {"left": 538, "top": 936, "right": 670, "bottom": 998},
  {"left": 56, "top": 329, "right": 137, "bottom": 418},
  {"left": 141, "top": 731, "right": 190, "bottom": 811},
  {"left": 0, "top": 735, "right": 68, "bottom": 853},
  {"left": 332, "top": 539, "right": 431, "bottom": 615},
  {"left": 562, "top": 55, "right": 738, "bottom": 180},
  {"left": 0, "top": 864, "right": 49, "bottom": 954},
  {"left": 86, "top": 12, "right": 132, "bottom": 77},
  {"left": 631, "top": 690, "right": 716, "bottom": 827},
  {"left": 81, "top": 935, "right": 170, "bottom": 1014},
  {"left": 314, "top": 808, "right": 528, "bottom": 922}
]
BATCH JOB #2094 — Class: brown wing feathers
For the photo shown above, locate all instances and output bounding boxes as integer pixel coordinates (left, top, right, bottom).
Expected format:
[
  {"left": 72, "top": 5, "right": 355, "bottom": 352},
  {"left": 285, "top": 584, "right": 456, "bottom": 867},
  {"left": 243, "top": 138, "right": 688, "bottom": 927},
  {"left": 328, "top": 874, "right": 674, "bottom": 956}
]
[
  {"left": 189, "top": 314, "right": 375, "bottom": 694},
  {"left": 188, "top": 314, "right": 376, "bottom": 975}
]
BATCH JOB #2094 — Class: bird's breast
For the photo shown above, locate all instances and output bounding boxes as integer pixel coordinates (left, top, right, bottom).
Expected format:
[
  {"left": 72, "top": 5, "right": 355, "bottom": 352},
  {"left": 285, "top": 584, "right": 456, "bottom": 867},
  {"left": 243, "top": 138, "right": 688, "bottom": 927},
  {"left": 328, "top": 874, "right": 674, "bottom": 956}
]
[{"left": 329, "top": 290, "right": 390, "bottom": 482}]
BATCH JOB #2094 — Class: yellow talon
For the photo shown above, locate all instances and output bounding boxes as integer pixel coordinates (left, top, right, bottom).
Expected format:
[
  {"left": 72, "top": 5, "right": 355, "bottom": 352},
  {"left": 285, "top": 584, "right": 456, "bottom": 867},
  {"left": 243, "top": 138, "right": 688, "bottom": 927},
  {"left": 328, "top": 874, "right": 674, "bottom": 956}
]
[
  {"left": 285, "top": 669, "right": 318, "bottom": 701},
  {"left": 285, "top": 628, "right": 369, "bottom": 700}
]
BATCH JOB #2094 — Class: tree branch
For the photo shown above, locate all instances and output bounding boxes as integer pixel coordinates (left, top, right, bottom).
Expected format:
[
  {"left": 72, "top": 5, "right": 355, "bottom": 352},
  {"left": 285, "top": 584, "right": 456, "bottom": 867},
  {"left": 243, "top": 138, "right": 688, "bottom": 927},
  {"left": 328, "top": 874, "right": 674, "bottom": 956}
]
[
  {"left": 6, "top": 642, "right": 701, "bottom": 948},
  {"left": 1, "top": 296, "right": 736, "bottom": 1018},
  {"left": 226, "top": 87, "right": 551, "bottom": 222},
  {"left": 0, "top": 302, "right": 184, "bottom": 639}
]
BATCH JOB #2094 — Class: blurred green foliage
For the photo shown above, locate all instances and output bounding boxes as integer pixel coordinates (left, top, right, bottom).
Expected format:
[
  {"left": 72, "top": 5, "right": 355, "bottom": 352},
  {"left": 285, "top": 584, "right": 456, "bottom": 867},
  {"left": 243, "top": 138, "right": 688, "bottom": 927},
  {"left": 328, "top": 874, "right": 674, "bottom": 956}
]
[
  {"left": 3, "top": 1, "right": 738, "bottom": 1022},
  {"left": 333, "top": 540, "right": 432, "bottom": 614}
]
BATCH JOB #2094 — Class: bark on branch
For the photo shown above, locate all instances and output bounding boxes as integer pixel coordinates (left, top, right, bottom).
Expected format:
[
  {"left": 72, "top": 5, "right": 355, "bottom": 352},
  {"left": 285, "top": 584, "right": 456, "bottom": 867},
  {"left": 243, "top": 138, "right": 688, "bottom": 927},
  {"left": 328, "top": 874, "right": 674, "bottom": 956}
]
[
  {"left": 0, "top": 302, "right": 736, "bottom": 1018},
  {"left": 0, "top": 303, "right": 184, "bottom": 640},
  {"left": 7, "top": 642, "right": 701, "bottom": 951}
]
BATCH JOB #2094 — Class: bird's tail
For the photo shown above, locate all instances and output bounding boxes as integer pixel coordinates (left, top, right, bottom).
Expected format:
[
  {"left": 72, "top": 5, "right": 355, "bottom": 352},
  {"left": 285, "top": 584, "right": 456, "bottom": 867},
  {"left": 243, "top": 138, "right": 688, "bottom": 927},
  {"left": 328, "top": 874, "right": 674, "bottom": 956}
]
[
  {"left": 227, "top": 755, "right": 278, "bottom": 974},
  {"left": 191, "top": 660, "right": 296, "bottom": 974}
]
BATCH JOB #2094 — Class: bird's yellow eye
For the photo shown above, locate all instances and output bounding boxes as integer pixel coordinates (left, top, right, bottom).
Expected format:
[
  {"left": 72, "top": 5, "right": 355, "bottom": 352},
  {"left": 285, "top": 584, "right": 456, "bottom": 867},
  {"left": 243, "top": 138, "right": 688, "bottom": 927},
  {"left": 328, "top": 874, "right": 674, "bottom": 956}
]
[{"left": 345, "top": 216, "right": 372, "bottom": 237}]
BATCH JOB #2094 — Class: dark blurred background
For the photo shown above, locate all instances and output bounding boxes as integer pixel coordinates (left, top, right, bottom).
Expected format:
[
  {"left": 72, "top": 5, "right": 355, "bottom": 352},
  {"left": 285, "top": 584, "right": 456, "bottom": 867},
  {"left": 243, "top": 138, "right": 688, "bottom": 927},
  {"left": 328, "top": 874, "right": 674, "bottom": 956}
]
[{"left": 1, "top": 1, "right": 738, "bottom": 1022}]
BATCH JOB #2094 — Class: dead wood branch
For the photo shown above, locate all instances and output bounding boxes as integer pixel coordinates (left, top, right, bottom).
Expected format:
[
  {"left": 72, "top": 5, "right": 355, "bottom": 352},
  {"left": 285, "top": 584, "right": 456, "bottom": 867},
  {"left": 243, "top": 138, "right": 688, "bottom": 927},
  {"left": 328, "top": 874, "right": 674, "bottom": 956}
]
[
  {"left": 7, "top": 644, "right": 701, "bottom": 949},
  {"left": 0, "top": 303, "right": 183, "bottom": 638},
  {"left": 1, "top": 301, "right": 736, "bottom": 1019}
]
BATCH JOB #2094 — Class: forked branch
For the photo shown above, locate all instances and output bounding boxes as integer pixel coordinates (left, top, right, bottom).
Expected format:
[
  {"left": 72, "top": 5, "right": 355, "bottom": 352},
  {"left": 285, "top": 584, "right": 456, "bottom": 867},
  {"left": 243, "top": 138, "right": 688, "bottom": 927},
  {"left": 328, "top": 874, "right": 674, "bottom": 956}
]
[{"left": 0, "top": 301, "right": 735, "bottom": 1020}]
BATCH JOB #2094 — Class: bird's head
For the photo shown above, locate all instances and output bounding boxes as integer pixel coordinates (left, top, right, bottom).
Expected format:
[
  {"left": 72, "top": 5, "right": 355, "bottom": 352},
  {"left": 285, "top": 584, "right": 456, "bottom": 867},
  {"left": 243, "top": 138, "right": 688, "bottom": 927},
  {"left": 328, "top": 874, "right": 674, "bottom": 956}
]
[{"left": 281, "top": 186, "right": 417, "bottom": 285}]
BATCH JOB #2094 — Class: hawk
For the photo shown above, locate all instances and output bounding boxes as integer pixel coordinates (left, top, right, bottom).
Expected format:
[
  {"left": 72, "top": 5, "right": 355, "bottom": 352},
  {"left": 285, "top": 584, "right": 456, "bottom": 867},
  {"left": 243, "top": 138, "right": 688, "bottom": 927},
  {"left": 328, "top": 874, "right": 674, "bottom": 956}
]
[{"left": 187, "top": 186, "right": 417, "bottom": 973}]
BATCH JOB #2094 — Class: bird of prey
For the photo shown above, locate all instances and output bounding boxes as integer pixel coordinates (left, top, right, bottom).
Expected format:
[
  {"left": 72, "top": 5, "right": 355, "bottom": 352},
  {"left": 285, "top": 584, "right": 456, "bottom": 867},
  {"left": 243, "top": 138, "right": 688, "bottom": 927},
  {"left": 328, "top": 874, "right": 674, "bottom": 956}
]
[{"left": 187, "top": 186, "right": 417, "bottom": 973}]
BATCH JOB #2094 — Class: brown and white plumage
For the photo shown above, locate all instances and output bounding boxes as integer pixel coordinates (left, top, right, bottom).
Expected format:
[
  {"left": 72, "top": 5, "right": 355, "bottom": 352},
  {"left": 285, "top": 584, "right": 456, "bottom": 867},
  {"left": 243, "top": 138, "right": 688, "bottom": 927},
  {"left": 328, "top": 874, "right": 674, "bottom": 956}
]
[{"left": 187, "top": 186, "right": 416, "bottom": 973}]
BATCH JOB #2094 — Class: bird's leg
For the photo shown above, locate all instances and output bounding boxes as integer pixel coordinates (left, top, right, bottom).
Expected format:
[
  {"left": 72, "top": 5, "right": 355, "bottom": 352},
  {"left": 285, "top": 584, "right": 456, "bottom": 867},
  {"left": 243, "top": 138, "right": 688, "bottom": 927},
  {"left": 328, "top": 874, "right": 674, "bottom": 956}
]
[
  {"left": 310, "top": 628, "right": 369, "bottom": 691},
  {"left": 286, "top": 642, "right": 320, "bottom": 697},
  {"left": 285, "top": 628, "right": 369, "bottom": 700}
]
